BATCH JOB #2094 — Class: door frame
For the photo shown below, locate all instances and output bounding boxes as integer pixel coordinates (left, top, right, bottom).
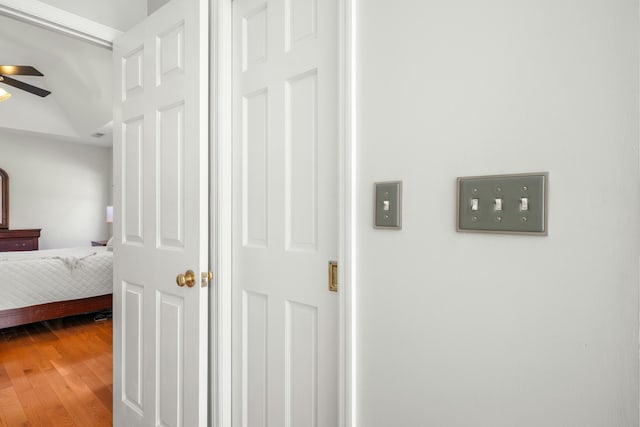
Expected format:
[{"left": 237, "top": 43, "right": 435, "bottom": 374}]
[{"left": 208, "top": 0, "right": 357, "bottom": 426}]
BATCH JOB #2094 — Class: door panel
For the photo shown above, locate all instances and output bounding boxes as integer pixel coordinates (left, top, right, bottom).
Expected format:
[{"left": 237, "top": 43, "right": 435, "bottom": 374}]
[
  {"left": 285, "top": 69, "right": 318, "bottom": 252},
  {"left": 233, "top": 0, "right": 338, "bottom": 425},
  {"left": 123, "top": 282, "right": 144, "bottom": 413},
  {"left": 243, "top": 290, "right": 269, "bottom": 426},
  {"left": 158, "top": 102, "right": 186, "bottom": 248},
  {"left": 123, "top": 117, "right": 144, "bottom": 245},
  {"left": 243, "top": 89, "right": 269, "bottom": 248},
  {"left": 113, "top": 0, "right": 208, "bottom": 425},
  {"left": 285, "top": 300, "right": 318, "bottom": 425}
]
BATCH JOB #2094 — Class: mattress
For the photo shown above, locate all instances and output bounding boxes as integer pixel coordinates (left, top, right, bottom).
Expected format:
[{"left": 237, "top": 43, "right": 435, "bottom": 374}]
[{"left": 0, "top": 246, "right": 113, "bottom": 310}]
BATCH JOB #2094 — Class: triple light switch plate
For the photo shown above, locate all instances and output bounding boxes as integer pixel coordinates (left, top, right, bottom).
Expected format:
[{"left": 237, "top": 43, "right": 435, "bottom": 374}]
[{"left": 457, "top": 173, "right": 548, "bottom": 235}]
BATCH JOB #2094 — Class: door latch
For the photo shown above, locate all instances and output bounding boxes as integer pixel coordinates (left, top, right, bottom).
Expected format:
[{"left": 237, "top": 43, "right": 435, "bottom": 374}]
[{"left": 201, "top": 271, "right": 213, "bottom": 287}]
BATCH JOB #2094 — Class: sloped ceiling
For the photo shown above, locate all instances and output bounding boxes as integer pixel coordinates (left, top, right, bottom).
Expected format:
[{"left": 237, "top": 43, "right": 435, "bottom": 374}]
[
  {"left": 36, "top": 0, "right": 146, "bottom": 31},
  {"left": 0, "top": 0, "right": 146, "bottom": 147}
]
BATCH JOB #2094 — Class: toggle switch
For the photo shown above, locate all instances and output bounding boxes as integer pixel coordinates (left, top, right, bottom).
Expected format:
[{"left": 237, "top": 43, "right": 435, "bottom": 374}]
[
  {"left": 494, "top": 198, "right": 503, "bottom": 211},
  {"left": 374, "top": 181, "right": 402, "bottom": 229},
  {"left": 470, "top": 198, "right": 479, "bottom": 211},
  {"left": 520, "top": 197, "right": 529, "bottom": 211}
]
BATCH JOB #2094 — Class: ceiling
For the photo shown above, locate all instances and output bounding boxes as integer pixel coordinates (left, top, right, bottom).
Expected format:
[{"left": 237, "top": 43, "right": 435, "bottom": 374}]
[
  {"left": 36, "top": 0, "right": 146, "bottom": 31},
  {"left": 0, "top": 0, "right": 147, "bottom": 147}
]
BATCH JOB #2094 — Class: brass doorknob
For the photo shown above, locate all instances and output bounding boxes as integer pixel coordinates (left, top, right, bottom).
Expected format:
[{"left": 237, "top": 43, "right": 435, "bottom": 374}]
[{"left": 176, "top": 270, "right": 196, "bottom": 287}]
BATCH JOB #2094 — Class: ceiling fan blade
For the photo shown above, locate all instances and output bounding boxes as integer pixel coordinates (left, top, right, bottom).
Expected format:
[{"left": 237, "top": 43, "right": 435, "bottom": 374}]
[
  {"left": 0, "top": 75, "right": 50, "bottom": 97},
  {"left": 0, "top": 66, "right": 43, "bottom": 76}
]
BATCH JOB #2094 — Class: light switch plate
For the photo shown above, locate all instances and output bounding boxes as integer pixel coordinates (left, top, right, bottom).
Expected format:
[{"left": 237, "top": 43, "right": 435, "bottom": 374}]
[
  {"left": 374, "top": 181, "right": 402, "bottom": 229},
  {"left": 457, "top": 173, "right": 548, "bottom": 235}
]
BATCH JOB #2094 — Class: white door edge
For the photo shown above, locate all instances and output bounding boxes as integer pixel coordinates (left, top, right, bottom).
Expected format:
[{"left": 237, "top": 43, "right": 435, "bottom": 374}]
[
  {"left": 208, "top": 0, "right": 357, "bottom": 426},
  {"left": 337, "top": 0, "right": 357, "bottom": 426},
  {"left": 209, "top": 0, "right": 233, "bottom": 426}
]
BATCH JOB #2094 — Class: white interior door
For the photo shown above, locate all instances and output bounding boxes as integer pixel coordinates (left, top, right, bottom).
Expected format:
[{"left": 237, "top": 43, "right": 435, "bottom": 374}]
[
  {"left": 232, "top": 0, "right": 339, "bottom": 425},
  {"left": 112, "top": 0, "right": 209, "bottom": 425}
]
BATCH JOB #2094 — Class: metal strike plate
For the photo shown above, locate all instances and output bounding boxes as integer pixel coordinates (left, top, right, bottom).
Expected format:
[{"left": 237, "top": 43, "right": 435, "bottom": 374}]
[
  {"left": 457, "top": 173, "right": 548, "bottom": 235},
  {"left": 374, "top": 181, "right": 402, "bottom": 229},
  {"left": 329, "top": 261, "right": 338, "bottom": 292}
]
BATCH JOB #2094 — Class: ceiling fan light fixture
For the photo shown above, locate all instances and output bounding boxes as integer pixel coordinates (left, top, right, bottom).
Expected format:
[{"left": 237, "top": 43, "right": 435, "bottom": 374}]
[{"left": 0, "top": 87, "right": 11, "bottom": 102}]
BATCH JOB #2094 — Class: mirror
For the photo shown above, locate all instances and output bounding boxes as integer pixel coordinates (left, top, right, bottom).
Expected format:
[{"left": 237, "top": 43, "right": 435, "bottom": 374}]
[{"left": 0, "top": 168, "right": 8, "bottom": 229}]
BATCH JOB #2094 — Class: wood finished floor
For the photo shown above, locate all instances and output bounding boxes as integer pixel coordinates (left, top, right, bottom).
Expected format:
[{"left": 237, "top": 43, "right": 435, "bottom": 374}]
[{"left": 0, "top": 314, "right": 112, "bottom": 427}]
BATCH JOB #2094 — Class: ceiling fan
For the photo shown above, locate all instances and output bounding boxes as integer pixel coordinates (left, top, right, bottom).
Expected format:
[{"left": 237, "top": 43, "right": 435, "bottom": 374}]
[{"left": 0, "top": 65, "right": 51, "bottom": 99}]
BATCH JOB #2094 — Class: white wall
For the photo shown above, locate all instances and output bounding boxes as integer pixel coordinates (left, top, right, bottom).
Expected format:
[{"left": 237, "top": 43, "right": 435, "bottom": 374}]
[
  {"left": 356, "top": 1, "right": 639, "bottom": 426},
  {"left": 0, "top": 130, "right": 112, "bottom": 249}
]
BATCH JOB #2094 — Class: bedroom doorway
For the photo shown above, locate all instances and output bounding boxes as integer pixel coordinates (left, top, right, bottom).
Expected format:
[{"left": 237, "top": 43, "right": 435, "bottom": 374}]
[{"left": 0, "top": 0, "right": 210, "bottom": 426}]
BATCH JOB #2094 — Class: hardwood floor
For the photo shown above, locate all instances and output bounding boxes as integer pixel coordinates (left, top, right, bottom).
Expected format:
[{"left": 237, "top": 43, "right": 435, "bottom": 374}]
[{"left": 0, "top": 313, "right": 112, "bottom": 426}]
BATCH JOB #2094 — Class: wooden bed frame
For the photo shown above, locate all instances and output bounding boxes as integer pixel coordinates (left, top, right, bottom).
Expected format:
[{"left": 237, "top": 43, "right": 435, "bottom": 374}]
[{"left": 0, "top": 294, "right": 112, "bottom": 329}]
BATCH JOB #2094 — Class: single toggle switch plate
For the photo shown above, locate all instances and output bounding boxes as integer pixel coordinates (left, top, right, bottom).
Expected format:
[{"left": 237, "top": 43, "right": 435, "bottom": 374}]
[
  {"left": 374, "top": 181, "right": 402, "bottom": 229},
  {"left": 457, "top": 173, "right": 548, "bottom": 235}
]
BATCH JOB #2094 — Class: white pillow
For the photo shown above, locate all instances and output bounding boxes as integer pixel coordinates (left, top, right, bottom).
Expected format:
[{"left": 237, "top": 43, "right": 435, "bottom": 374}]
[{"left": 106, "top": 236, "right": 114, "bottom": 251}]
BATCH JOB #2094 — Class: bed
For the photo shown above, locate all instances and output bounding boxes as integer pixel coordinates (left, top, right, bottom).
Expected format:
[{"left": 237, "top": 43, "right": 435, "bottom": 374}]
[{"left": 0, "top": 246, "right": 113, "bottom": 328}]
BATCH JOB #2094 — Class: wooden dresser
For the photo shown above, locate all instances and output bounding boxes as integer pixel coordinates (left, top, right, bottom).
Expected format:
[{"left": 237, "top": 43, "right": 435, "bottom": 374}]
[{"left": 0, "top": 229, "right": 41, "bottom": 252}]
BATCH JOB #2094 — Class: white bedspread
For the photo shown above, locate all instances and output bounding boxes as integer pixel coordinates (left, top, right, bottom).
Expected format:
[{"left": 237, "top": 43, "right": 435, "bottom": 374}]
[{"left": 0, "top": 247, "right": 113, "bottom": 310}]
